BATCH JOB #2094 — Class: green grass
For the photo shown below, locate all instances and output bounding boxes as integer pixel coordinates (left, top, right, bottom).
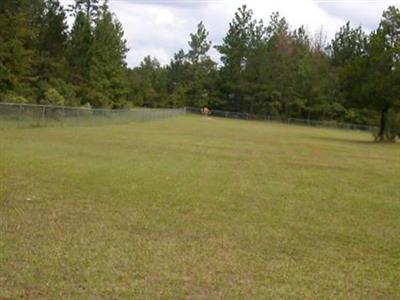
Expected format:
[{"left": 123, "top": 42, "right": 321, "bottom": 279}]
[{"left": 1, "top": 115, "right": 399, "bottom": 299}]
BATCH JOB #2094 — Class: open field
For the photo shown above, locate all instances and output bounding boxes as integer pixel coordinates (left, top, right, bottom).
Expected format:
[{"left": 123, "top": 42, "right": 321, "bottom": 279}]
[{"left": 1, "top": 115, "right": 400, "bottom": 299}]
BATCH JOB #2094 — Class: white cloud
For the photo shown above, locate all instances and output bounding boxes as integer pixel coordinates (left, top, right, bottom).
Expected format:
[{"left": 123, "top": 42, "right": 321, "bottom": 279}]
[
  {"left": 317, "top": 1, "right": 399, "bottom": 30},
  {"left": 60, "top": 0, "right": 399, "bottom": 67}
]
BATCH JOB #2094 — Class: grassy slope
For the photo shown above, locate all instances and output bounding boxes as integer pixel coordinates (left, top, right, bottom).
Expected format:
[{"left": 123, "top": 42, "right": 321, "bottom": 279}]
[{"left": 1, "top": 116, "right": 399, "bottom": 299}]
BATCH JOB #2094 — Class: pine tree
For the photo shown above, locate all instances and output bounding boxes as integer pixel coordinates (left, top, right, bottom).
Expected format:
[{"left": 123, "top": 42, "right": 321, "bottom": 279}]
[
  {"left": 216, "top": 5, "right": 263, "bottom": 112},
  {"left": 37, "top": 0, "right": 68, "bottom": 58},
  {"left": 185, "top": 22, "right": 217, "bottom": 107},
  {"left": 364, "top": 6, "right": 400, "bottom": 141},
  {"left": 68, "top": 10, "right": 92, "bottom": 104},
  {"left": 166, "top": 50, "right": 190, "bottom": 107},
  {"left": 90, "top": 1, "right": 128, "bottom": 107},
  {"left": 187, "top": 22, "right": 211, "bottom": 64},
  {"left": 133, "top": 56, "right": 168, "bottom": 108},
  {"left": 330, "top": 22, "right": 366, "bottom": 67},
  {"left": 35, "top": 0, "right": 74, "bottom": 104},
  {"left": 329, "top": 22, "right": 367, "bottom": 122},
  {"left": 0, "top": 0, "right": 43, "bottom": 101},
  {"left": 69, "top": 0, "right": 100, "bottom": 22}
]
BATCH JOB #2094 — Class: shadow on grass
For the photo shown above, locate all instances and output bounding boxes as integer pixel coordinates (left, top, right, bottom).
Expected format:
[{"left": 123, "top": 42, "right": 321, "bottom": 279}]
[{"left": 307, "top": 135, "right": 400, "bottom": 146}]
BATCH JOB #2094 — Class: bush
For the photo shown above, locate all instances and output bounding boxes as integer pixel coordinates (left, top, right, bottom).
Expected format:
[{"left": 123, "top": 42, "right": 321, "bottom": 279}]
[
  {"left": 47, "top": 78, "right": 78, "bottom": 106},
  {"left": 41, "top": 88, "right": 65, "bottom": 106},
  {"left": 330, "top": 102, "right": 347, "bottom": 120},
  {"left": 3, "top": 92, "right": 29, "bottom": 104},
  {"left": 288, "top": 97, "right": 306, "bottom": 117}
]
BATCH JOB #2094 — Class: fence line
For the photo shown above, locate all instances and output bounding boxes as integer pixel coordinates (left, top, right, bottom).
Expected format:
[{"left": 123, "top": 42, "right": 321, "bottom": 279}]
[
  {"left": 0, "top": 102, "right": 185, "bottom": 129},
  {"left": 0, "top": 102, "right": 378, "bottom": 132},
  {"left": 185, "top": 107, "right": 378, "bottom": 132}
]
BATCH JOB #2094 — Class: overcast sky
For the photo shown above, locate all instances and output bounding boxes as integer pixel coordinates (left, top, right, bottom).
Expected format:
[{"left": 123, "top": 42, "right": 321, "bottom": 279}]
[{"left": 60, "top": 0, "right": 400, "bottom": 67}]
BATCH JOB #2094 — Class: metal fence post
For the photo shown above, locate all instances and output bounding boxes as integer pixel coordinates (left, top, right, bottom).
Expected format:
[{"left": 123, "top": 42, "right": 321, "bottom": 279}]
[
  {"left": 18, "top": 104, "right": 22, "bottom": 127},
  {"left": 41, "top": 106, "right": 46, "bottom": 126}
]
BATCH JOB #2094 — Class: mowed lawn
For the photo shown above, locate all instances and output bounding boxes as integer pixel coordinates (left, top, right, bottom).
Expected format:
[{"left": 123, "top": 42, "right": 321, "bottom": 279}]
[{"left": 1, "top": 115, "right": 399, "bottom": 299}]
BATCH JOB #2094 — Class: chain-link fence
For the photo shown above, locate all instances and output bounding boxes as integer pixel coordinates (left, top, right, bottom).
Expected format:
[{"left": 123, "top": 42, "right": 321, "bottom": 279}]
[
  {"left": 1, "top": 103, "right": 378, "bottom": 132},
  {"left": 186, "top": 107, "right": 378, "bottom": 132},
  {"left": 0, "top": 103, "right": 186, "bottom": 129}
]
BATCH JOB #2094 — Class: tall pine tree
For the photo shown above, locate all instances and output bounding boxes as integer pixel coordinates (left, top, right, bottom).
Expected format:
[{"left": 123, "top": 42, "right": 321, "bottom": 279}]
[
  {"left": 90, "top": 1, "right": 128, "bottom": 107},
  {"left": 0, "top": 0, "right": 42, "bottom": 101},
  {"left": 185, "top": 22, "right": 217, "bottom": 107},
  {"left": 35, "top": 0, "right": 73, "bottom": 104}
]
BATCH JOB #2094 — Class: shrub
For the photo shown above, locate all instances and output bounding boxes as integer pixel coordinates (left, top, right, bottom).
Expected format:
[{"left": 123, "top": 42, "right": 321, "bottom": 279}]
[
  {"left": 42, "top": 88, "right": 65, "bottom": 106},
  {"left": 3, "top": 92, "right": 29, "bottom": 104}
]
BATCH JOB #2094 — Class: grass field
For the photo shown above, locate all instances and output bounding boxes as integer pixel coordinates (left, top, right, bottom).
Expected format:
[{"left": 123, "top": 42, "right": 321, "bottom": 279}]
[{"left": 1, "top": 115, "right": 400, "bottom": 299}]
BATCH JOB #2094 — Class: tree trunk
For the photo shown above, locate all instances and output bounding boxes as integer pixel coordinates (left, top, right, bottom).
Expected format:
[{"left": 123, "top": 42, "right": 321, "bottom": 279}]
[{"left": 378, "top": 105, "right": 390, "bottom": 141}]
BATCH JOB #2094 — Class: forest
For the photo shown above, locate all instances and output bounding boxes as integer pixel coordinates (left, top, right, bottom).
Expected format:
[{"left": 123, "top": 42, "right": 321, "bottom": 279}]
[{"left": 0, "top": 0, "right": 399, "bottom": 141}]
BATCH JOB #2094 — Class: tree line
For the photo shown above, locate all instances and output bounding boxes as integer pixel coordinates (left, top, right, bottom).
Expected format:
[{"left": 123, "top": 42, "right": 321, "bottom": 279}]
[{"left": 1, "top": 1, "right": 399, "bottom": 141}]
